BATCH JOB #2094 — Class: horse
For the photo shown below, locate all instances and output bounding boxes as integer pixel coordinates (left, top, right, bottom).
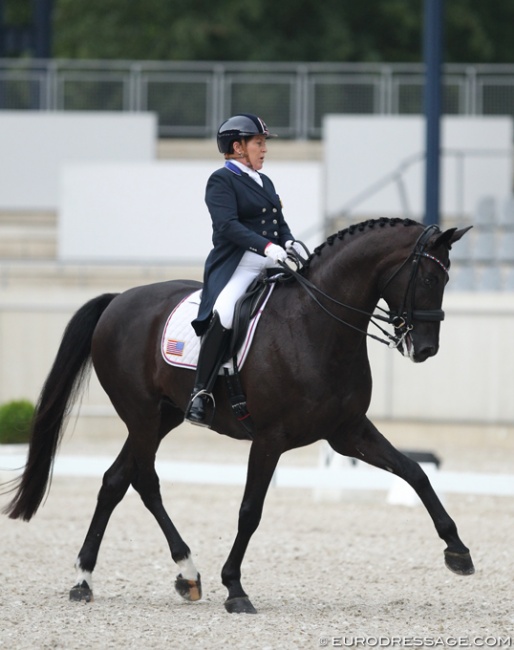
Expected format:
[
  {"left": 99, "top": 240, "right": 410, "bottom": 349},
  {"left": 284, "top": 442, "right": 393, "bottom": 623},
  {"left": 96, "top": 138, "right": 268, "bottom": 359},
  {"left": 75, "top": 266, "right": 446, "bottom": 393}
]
[{"left": 3, "top": 217, "right": 474, "bottom": 614}]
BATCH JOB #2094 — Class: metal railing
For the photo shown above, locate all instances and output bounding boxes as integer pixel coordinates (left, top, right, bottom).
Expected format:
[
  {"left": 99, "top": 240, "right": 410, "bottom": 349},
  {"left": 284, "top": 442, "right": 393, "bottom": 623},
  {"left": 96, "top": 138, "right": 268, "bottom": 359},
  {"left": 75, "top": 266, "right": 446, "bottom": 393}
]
[
  {"left": 327, "top": 147, "right": 513, "bottom": 228},
  {"left": 1, "top": 59, "right": 514, "bottom": 138}
]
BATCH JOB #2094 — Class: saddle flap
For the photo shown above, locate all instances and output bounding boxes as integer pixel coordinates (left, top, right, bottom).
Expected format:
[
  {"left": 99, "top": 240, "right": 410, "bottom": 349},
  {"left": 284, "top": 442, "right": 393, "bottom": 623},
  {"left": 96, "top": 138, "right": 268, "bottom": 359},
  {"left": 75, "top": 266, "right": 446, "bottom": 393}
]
[{"left": 228, "top": 275, "right": 273, "bottom": 360}]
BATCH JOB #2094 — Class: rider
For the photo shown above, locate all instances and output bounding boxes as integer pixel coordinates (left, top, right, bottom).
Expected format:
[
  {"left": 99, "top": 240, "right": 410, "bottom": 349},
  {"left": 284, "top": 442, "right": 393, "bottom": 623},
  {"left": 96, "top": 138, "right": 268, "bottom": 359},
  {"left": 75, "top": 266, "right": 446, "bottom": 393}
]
[{"left": 186, "top": 113, "right": 302, "bottom": 425}]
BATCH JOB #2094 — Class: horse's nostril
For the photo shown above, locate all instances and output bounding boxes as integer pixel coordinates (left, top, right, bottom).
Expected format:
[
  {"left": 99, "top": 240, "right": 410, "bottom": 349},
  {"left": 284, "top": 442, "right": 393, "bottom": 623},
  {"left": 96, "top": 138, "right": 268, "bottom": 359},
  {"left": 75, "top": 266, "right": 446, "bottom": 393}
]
[{"left": 416, "top": 345, "right": 438, "bottom": 361}]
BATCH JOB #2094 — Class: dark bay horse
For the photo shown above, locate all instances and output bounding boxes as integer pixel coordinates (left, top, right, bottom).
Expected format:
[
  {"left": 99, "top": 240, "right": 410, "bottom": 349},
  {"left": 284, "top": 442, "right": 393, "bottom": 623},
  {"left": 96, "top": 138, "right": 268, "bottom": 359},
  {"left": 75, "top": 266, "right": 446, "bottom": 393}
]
[{"left": 4, "top": 217, "right": 474, "bottom": 614}]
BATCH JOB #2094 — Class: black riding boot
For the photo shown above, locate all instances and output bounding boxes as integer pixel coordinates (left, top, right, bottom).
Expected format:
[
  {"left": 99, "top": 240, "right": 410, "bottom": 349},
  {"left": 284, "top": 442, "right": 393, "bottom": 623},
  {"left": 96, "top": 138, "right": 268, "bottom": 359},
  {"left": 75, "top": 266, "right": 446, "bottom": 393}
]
[{"left": 185, "top": 313, "right": 231, "bottom": 426}]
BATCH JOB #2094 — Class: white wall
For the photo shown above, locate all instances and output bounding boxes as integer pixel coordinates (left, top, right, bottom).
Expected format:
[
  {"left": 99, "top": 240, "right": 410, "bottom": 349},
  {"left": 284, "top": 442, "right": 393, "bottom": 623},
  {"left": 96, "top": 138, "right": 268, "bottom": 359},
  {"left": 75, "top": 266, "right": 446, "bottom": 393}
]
[
  {"left": 324, "top": 115, "right": 513, "bottom": 221},
  {"left": 0, "top": 112, "right": 156, "bottom": 211},
  {"left": 58, "top": 160, "right": 323, "bottom": 264},
  {"left": 367, "top": 293, "right": 514, "bottom": 423},
  {"left": 0, "top": 293, "right": 513, "bottom": 427}
]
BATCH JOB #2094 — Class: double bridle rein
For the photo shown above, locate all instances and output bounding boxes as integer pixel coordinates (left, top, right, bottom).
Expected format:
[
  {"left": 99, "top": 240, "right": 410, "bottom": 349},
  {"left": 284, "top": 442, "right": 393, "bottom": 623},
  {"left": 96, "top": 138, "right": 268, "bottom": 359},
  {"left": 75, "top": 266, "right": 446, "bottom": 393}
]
[{"left": 279, "top": 225, "right": 449, "bottom": 349}]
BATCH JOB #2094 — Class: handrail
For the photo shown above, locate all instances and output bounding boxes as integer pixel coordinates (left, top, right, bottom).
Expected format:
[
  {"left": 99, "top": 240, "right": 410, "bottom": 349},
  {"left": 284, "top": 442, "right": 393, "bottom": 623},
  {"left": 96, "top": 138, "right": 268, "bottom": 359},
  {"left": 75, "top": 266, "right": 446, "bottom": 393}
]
[{"left": 325, "top": 147, "right": 512, "bottom": 231}]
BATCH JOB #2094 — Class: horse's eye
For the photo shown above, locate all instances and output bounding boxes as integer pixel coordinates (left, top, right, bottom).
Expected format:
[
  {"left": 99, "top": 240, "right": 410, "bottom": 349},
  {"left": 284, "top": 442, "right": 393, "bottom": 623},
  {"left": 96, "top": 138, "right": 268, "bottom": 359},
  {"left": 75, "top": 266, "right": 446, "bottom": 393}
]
[{"left": 423, "top": 275, "right": 436, "bottom": 288}]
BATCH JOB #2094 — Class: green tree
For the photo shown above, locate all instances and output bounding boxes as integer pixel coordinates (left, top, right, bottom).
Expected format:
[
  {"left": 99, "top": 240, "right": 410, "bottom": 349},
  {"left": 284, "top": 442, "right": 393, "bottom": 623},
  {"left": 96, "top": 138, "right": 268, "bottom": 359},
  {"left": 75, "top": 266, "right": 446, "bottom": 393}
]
[
  {"left": 3, "top": 0, "right": 32, "bottom": 25},
  {"left": 51, "top": 0, "right": 413, "bottom": 62},
  {"left": 45, "top": 0, "right": 514, "bottom": 64},
  {"left": 446, "top": 0, "right": 514, "bottom": 62}
]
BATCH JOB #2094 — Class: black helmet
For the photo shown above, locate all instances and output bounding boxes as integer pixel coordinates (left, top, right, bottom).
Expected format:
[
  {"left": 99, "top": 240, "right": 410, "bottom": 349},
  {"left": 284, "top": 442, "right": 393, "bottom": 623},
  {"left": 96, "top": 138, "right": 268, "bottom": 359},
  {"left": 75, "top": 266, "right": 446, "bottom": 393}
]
[{"left": 216, "top": 113, "right": 276, "bottom": 154}]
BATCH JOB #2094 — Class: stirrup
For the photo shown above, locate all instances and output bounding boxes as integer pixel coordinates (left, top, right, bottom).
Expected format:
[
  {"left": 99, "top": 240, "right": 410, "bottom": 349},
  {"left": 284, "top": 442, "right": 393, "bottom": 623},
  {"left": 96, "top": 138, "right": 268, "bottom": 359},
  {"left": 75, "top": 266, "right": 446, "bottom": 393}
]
[{"left": 185, "top": 389, "right": 216, "bottom": 428}]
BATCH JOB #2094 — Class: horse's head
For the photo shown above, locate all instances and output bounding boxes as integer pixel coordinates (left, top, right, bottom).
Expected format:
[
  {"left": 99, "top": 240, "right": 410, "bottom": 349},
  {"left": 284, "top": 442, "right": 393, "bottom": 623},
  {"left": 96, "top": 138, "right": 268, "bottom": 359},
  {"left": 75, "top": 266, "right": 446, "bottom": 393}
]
[{"left": 381, "top": 223, "right": 472, "bottom": 363}]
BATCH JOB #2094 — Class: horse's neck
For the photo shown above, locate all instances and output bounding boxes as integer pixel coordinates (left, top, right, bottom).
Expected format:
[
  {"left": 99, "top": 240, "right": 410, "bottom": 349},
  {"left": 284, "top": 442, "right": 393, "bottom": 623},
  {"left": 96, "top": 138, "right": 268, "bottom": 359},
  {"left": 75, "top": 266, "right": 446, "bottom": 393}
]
[{"left": 306, "top": 240, "right": 383, "bottom": 314}]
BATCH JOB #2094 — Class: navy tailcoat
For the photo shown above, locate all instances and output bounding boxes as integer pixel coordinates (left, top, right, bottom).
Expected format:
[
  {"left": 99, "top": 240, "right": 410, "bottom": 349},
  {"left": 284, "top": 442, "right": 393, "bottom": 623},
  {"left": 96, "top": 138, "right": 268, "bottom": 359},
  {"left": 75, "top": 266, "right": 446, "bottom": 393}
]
[{"left": 191, "top": 163, "right": 294, "bottom": 336}]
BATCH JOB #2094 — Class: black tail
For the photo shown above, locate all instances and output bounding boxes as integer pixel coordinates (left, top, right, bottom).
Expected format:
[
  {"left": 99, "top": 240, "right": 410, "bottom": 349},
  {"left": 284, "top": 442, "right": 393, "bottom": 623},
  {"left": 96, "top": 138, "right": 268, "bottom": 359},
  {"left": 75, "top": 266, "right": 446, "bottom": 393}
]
[{"left": 4, "top": 293, "right": 118, "bottom": 521}]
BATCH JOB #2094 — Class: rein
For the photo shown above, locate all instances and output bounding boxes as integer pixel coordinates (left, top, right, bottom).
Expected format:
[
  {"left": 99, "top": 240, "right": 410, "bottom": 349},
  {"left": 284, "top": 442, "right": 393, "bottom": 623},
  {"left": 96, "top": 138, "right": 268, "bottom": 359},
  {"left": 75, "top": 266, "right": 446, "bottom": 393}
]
[{"left": 279, "top": 225, "right": 448, "bottom": 349}]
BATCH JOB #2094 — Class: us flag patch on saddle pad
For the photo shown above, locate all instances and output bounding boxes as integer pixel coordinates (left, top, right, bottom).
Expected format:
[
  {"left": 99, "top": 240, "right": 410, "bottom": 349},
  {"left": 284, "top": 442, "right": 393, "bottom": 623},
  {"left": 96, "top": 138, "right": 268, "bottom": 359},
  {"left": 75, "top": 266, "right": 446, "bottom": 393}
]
[{"left": 165, "top": 339, "right": 185, "bottom": 357}]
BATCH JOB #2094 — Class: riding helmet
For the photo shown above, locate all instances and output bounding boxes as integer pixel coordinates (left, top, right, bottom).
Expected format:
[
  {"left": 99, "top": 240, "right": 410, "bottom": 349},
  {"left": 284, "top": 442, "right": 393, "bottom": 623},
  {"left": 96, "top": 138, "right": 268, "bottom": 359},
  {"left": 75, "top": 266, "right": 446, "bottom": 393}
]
[{"left": 216, "top": 113, "right": 277, "bottom": 154}]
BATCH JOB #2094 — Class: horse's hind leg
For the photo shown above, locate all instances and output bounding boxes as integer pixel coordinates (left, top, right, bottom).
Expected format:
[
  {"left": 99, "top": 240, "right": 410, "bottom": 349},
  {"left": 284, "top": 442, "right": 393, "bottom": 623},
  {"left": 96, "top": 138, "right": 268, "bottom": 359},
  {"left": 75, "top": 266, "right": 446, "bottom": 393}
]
[
  {"left": 71, "top": 410, "right": 200, "bottom": 604},
  {"left": 327, "top": 417, "right": 474, "bottom": 576},
  {"left": 126, "top": 414, "right": 202, "bottom": 603},
  {"left": 70, "top": 440, "right": 135, "bottom": 602}
]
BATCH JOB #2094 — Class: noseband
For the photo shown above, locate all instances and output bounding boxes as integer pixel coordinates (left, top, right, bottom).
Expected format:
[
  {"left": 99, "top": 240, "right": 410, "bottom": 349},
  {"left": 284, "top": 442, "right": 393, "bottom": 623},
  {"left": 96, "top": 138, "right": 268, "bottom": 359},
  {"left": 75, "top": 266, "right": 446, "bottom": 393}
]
[
  {"left": 377, "top": 224, "right": 449, "bottom": 344},
  {"left": 279, "top": 224, "right": 449, "bottom": 349}
]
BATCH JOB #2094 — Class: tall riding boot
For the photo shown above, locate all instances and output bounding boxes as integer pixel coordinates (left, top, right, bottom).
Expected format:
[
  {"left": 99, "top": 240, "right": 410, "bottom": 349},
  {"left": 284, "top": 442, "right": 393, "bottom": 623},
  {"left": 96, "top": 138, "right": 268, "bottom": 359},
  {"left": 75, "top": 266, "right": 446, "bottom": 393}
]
[{"left": 185, "top": 312, "right": 231, "bottom": 425}]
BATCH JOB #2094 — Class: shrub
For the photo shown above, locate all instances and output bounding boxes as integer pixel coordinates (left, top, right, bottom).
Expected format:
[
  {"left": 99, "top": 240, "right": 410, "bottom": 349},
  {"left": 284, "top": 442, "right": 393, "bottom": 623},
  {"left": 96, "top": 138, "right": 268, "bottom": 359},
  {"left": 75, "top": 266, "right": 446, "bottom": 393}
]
[{"left": 0, "top": 399, "right": 35, "bottom": 444}]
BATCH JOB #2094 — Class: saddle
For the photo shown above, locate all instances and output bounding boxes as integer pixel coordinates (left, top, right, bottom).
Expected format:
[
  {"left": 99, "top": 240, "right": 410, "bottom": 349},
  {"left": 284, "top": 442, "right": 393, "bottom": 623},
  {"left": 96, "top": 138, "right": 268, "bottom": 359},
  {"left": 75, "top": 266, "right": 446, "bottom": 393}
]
[
  {"left": 162, "top": 253, "right": 307, "bottom": 435},
  {"left": 160, "top": 271, "right": 283, "bottom": 436}
]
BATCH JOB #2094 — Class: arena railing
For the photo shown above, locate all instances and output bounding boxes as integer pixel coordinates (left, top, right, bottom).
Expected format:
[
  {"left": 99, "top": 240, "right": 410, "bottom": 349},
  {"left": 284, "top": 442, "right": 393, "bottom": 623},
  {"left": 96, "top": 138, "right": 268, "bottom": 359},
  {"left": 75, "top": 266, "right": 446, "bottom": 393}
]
[{"left": 1, "top": 60, "right": 514, "bottom": 139}]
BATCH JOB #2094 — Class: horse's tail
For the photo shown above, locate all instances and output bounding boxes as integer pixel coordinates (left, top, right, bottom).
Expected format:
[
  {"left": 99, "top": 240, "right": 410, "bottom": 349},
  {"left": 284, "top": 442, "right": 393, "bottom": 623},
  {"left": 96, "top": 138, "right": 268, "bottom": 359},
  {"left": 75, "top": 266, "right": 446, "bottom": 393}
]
[{"left": 4, "top": 293, "right": 119, "bottom": 521}]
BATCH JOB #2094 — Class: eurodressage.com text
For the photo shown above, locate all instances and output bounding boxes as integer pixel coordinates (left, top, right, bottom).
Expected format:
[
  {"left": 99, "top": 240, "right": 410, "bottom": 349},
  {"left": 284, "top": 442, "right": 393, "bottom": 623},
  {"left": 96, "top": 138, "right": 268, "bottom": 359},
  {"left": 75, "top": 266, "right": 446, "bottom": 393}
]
[{"left": 318, "top": 636, "right": 513, "bottom": 648}]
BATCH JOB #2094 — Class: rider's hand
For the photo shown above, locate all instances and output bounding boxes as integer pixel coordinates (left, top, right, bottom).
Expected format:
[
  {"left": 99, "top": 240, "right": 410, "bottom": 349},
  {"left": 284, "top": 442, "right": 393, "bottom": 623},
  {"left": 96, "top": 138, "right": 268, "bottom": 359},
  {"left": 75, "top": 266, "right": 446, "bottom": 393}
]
[
  {"left": 264, "top": 243, "right": 287, "bottom": 263},
  {"left": 285, "top": 240, "right": 306, "bottom": 256}
]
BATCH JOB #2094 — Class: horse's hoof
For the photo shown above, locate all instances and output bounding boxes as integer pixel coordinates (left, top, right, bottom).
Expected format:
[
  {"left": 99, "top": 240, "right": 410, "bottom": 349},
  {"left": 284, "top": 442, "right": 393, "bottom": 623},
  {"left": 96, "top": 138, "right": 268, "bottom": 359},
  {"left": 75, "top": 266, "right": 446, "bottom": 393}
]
[
  {"left": 444, "top": 550, "right": 475, "bottom": 575},
  {"left": 69, "top": 581, "right": 94, "bottom": 602},
  {"left": 224, "top": 596, "right": 257, "bottom": 614},
  {"left": 175, "top": 573, "right": 202, "bottom": 601}
]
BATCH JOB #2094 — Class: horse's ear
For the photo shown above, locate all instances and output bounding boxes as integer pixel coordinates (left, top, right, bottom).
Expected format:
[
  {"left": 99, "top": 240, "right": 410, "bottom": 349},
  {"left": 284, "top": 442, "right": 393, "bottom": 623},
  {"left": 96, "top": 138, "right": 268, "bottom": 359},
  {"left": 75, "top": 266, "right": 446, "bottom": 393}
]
[{"left": 433, "top": 225, "right": 473, "bottom": 249}]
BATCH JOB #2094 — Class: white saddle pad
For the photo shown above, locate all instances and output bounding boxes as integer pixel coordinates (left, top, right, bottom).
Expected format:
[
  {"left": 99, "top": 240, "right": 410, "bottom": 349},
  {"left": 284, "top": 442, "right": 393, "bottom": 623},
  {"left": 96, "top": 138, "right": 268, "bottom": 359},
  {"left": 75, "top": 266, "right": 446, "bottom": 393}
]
[{"left": 161, "top": 287, "right": 274, "bottom": 371}]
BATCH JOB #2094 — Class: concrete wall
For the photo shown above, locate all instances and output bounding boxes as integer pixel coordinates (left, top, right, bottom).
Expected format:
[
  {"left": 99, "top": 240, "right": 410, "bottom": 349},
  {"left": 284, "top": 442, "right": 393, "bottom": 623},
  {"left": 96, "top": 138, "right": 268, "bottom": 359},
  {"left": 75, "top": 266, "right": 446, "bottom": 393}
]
[
  {"left": 367, "top": 293, "right": 514, "bottom": 424},
  {"left": 0, "top": 292, "right": 512, "bottom": 430},
  {"left": 0, "top": 112, "right": 156, "bottom": 211},
  {"left": 58, "top": 160, "right": 323, "bottom": 264},
  {"left": 324, "top": 115, "right": 513, "bottom": 221}
]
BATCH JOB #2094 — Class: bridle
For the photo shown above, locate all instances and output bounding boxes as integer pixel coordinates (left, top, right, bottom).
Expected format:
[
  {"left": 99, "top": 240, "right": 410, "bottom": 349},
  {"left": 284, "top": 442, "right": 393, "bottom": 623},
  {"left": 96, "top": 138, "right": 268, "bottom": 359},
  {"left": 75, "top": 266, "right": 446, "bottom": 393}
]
[
  {"left": 374, "top": 224, "right": 449, "bottom": 346},
  {"left": 278, "top": 225, "right": 449, "bottom": 349}
]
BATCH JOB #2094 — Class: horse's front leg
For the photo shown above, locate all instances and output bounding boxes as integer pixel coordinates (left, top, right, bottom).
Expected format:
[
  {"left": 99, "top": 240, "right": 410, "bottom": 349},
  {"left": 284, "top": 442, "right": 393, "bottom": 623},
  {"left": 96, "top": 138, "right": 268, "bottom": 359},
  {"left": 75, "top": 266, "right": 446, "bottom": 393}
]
[
  {"left": 221, "top": 438, "right": 282, "bottom": 614},
  {"left": 328, "top": 417, "right": 474, "bottom": 576}
]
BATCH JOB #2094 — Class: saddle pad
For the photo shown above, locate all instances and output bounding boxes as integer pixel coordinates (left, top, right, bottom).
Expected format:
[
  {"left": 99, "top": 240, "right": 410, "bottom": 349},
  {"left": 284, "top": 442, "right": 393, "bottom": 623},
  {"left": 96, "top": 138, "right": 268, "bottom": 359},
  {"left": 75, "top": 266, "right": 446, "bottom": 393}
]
[{"left": 161, "top": 287, "right": 274, "bottom": 371}]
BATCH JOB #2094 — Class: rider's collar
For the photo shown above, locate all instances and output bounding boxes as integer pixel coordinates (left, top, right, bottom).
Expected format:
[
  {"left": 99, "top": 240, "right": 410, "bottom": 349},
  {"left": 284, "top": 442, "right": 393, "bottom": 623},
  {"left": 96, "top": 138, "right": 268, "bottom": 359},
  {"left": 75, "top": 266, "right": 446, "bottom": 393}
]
[{"left": 225, "top": 160, "right": 263, "bottom": 186}]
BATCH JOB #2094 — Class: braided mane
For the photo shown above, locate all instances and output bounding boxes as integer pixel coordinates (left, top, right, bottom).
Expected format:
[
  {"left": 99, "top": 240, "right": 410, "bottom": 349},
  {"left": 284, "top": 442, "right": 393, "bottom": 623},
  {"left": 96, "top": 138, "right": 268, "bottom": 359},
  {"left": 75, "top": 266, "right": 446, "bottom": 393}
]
[{"left": 302, "top": 217, "right": 419, "bottom": 272}]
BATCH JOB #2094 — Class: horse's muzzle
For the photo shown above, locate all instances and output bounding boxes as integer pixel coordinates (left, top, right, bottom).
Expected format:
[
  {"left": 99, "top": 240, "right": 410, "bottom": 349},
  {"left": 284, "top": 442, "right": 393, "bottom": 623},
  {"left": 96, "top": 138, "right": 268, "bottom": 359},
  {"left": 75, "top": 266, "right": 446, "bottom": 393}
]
[
  {"left": 398, "top": 330, "right": 439, "bottom": 363},
  {"left": 413, "top": 343, "right": 439, "bottom": 363}
]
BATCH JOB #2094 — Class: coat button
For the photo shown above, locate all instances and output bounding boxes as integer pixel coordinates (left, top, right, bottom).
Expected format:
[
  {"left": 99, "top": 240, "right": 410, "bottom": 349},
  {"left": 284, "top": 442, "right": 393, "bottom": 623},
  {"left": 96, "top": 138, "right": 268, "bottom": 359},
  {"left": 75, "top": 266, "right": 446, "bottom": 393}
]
[
  {"left": 262, "top": 208, "right": 267, "bottom": 212},
  {"left": 261, "top": 219, "right": 266, "bottom": 224},
  {"left": 274, "top": 231, "right": 278, "bottom": 236},
  {"left": 273, "top": 219, "right": 278, "bottom": 224},
  {"left": 262, "top": 230, "right": 267, "bottom": 235},
  {"left": 272, "top": 208, "right": 277, "bottom": 213}
]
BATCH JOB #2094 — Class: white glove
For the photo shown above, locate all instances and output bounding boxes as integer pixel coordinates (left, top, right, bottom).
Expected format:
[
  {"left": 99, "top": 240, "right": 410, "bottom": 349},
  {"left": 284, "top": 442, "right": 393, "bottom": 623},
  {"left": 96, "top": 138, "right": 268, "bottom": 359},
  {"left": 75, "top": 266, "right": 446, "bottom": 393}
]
[
  {"left": 285, "top": 240, "right": 306, "bottom": 256},
  {"left": 264, "top": 243, "right": 287, "bottom": 263}
]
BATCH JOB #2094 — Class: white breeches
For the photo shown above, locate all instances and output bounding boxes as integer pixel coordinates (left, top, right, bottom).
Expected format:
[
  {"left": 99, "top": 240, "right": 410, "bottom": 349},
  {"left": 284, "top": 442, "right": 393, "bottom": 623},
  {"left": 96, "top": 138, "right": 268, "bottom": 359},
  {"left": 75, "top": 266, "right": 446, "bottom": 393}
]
[{"left": 213, "top": 251, "right": 277, "bottom": 329}]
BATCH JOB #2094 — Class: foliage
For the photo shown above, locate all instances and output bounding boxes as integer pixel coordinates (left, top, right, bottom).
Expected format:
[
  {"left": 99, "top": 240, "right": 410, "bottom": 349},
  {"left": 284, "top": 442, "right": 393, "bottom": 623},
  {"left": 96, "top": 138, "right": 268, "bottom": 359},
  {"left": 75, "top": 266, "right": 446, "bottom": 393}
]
[
  {"left": 3, "top": 0, "right": 514, "bottom": 63},
  {"left": 0, "top": 399, "right": 34, "bottom": 444},
  {"left": 3, "top": 0, "right": 32, "bottom": 25},
  {"left": 48, "top": 0, "right": 514, "bottom": 64}
]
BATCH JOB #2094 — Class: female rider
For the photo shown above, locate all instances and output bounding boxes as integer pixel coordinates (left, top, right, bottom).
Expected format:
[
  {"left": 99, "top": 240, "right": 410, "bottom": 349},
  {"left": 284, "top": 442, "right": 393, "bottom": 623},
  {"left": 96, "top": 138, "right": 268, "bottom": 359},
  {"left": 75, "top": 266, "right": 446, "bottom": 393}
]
[{"left": 186, "top": 113, "right": 301, "bottom": 425}]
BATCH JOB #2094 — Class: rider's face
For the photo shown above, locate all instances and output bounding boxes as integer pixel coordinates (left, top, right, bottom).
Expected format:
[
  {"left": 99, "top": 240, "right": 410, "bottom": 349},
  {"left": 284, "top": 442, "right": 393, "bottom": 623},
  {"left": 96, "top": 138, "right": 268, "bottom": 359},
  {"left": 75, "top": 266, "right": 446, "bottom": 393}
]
[{"left": 238, "top": 135, "right": 268, "bottom": 171}]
